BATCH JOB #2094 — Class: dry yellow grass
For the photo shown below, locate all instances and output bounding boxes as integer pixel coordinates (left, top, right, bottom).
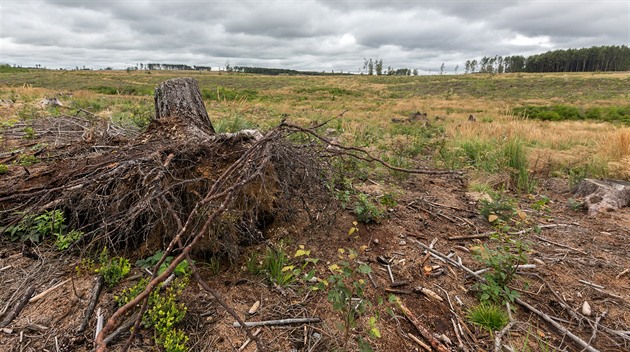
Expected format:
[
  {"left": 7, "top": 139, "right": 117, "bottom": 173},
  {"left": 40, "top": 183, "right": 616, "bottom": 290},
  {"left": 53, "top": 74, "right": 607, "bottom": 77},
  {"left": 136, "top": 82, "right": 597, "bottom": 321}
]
[{"left": 2, "top": 70, "right": 629, "bottom": 180}]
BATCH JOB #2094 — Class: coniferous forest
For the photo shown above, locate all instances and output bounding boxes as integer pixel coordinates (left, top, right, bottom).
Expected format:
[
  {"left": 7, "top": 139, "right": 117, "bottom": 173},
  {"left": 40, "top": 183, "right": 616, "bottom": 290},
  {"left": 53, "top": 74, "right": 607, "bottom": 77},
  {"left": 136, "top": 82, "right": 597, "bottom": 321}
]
[{"left": 464, "top": 45, "right": 630, "bottom": 74}]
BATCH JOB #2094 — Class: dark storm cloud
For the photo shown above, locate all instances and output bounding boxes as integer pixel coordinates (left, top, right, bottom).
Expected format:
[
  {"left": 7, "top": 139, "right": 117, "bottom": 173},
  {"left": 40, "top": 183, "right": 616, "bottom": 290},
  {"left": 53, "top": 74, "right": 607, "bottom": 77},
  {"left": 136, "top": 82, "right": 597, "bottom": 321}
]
[{"left": 1, "top": 0, "right": 628, "bottom": 72}]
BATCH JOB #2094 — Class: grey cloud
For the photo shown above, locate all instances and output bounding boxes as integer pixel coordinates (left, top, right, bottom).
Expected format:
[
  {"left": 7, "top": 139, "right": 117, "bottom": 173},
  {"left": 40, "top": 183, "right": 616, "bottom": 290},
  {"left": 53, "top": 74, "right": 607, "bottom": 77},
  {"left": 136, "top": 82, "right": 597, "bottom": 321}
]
[{"left": 2, "top": 0, "right": 628, "bottom": 72}]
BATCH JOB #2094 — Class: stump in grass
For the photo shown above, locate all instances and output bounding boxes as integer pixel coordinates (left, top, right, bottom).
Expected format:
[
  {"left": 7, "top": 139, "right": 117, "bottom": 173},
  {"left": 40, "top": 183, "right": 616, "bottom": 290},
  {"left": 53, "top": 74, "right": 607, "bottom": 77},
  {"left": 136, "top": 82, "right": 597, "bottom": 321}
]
[
  {"left": 154, "top": 77, "right": 215, "bottom": 137},
  {"left": 574, "top": 178, "right": 630, "bottom": 215}
]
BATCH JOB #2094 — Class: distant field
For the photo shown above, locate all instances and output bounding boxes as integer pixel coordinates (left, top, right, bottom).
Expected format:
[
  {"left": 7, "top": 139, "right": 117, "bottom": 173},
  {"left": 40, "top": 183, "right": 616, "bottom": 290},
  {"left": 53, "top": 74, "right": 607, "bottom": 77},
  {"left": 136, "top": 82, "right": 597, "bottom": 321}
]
[{"left": 1, "top": 69, "right": 629, "bottom": 182}]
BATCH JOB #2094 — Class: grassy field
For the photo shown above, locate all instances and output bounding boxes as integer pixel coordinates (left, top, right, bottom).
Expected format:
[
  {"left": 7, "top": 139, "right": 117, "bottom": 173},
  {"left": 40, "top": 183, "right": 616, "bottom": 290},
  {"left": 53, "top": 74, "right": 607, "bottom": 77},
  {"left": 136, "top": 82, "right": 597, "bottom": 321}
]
[{"left": 1, "top": 69, "right": 629, "bottom": 184}]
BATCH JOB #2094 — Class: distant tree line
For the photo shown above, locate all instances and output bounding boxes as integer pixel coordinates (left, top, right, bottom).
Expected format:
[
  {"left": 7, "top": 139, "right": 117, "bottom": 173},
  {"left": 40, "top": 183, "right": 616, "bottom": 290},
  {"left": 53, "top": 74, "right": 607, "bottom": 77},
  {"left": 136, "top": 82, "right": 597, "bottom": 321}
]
[
  {"left": 362, "top": 58, "right": 418, "bottom": 76},
  {"left": 227, "top": 66, "right": 351, "bottom": 76},
  {"left": 144, "top": 63, "right": 212, "bottom": 71},
  {"left": 464, "top": 45, "right": 630, "bottom": 74}
]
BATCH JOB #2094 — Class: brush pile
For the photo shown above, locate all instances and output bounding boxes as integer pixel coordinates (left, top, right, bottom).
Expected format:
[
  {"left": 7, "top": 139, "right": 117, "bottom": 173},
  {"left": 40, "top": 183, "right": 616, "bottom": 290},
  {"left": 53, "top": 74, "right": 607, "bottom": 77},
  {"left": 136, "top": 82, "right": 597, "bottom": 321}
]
[{"left": 0, "top": 77, "right": 335, "bottom": 259}]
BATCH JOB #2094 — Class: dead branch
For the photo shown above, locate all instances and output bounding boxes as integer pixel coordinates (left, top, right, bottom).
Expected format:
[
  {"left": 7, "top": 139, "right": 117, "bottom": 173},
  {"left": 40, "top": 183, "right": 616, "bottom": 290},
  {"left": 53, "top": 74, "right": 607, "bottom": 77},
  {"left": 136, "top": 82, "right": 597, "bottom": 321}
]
[
  {"left": 0, "top": 286, "right": 35, "bottom": 328},
  {"left": 190, "top": 257, "right": 267, "bottom": 352},
  {"left": 279, "top": 121, "right": 463, "bottom": 175},
  {"left": 103, "top": 313, "right": 139, "bottom": 345},
  {"left": 232, "top": 317, "right": 322, "bottom": 328},
  {"left": 76, "top": 276, "right": 104, "bottom": 334},
  {"left": 407, "top": 332, "right": 432, "bottom": 351},
  {"left": 396, "top": 298, "right": 452, "bottom": 352}
]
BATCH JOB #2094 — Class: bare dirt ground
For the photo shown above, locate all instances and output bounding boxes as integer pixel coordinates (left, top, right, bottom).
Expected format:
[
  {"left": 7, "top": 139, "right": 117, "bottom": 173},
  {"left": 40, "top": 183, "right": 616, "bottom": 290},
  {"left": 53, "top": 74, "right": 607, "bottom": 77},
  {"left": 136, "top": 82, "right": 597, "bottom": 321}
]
[{"left": 1, "top": 168, "right": 628, "bottom": 351}]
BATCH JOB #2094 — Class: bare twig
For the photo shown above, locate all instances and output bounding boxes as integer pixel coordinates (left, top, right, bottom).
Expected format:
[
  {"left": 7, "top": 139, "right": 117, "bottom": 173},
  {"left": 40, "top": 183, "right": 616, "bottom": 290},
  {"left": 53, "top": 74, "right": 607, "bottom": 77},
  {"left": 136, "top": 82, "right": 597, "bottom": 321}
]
[
  {"left": 238, "top": 328, "right": 262, "bottom": 352},
  {"left": 232, "top": 317, "right": 322, "bottom": 328},
  {"left": 407, "top": 332, "right": 432, "bottom": 351},
  {"left": 29, "top": 279, "right": 70, "bottom": 303}
]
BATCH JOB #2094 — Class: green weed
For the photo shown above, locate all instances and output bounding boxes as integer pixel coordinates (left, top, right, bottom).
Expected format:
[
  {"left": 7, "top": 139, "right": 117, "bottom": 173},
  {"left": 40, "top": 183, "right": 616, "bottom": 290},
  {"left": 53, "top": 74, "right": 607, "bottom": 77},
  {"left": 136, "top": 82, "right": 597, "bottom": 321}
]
[
  {"left": 317, "top": 249, "right": 374, "bottom": 350},
  {"left": 22, "top": 126, "right": 36, "bottom": 139},
  {"left": 202, "top": 86, "right": 258, "bottom": 101},
  {"left": 54, "top": 230, "right": 84, "bottom": 250},
  {"left": 3, "top": 209, "right": 65, "bottom": 244},
  {"left": 503, "top": 138, "right": 536, "bottom": 193},
  {"left": 214, "top": 114, "right": 258, "bottom": 133},
  {"left": 472, "top": 233, "right": 529, "bottom": 304},
  {"left": 116, "top": 277, "right": 189, "bottom": 352},
  {"left": 136, "top": 251, "right": 190, "bottom": 277},
  {"left": 479, "top": 194, "right": 517, "bottom": 223},
  {"left": 353, "top": 193, "right": 383, "bottom": 224},
  {"left": 96, "top": 248, "right": 131, "bottom": 287},
  {"left": 16, "top": 154, "right": 39, "bottom": 165},
  {"left": 567, "top": 198, "right": 584, "bottom": 211}
]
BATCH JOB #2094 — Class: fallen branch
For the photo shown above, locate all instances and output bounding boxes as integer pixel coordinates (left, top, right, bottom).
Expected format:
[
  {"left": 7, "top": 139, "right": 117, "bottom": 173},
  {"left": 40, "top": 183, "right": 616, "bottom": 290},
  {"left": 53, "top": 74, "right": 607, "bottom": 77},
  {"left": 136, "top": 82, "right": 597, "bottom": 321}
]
[
  {"left": 103, "top": 313, "right": 139, "bottom": 345},
  {"left": 494, "top": 321, "right": 516, "bottom": 352},
  {"left": 191, "top": 258, "right": 267, "bottom": 352},
  {"left": 516, "top": 299, "right": 599, "bottom": 352},
  {"left": 578, "top": 279, "right": 605, "bottom": 289},
  {"left": 0, "top": 286, "right": 35, "bottom": 328},
  {"left": 29, "top": 279, "right": 70, "bottom": 303},
  {"left": 532, "top": 234, "right": 588, "bottom": 255},
  {"left": 76, "top": 276, "right": 104, "bottom": 334},
  {"left": 280, "top": 121, "right": 463, "bottom": 175},
  {"left": 396, "top": 298, "right": 452, "bottom": 352},
  {"left": 407, "top": 332, "right": 432, "bottom": 351},
  {"left": 232, "top": 317, "right": 322, "bottom": 328}
]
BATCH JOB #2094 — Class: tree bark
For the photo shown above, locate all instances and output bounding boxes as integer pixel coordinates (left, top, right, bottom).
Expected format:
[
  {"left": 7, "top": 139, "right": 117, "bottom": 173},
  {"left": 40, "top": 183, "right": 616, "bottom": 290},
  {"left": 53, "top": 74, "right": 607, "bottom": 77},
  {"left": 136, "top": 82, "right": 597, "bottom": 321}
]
[{"left": 154, "top": 77, "right": 215, "bottom": 137}]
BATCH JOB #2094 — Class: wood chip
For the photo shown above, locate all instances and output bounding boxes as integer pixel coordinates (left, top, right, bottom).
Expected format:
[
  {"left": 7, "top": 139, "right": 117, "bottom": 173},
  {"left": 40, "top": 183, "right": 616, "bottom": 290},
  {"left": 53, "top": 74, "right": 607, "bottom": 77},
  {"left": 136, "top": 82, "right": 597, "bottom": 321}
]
[{"left": 248, "top": 300, "right": 260, "bottom": 315}]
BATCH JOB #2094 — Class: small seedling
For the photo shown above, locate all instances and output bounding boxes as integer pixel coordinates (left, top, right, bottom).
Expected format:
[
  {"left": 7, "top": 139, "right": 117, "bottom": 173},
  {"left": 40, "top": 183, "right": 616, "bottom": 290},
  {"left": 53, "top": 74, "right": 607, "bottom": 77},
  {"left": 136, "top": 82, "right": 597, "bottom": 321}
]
[
  {"left": 471, "top": 233, "right": 528, "bottom": 304},
  {"left": 567, "top": 198, "right": 584, "bottom": 212},
  {"left": 318, "top": 248, "right": 374, "bottom": 350},
  {"left": 353, "top": 193, "right": 383, "bottom": 223},
  {"left": 116, "top": 277, "right": 189, "bottom": 352},
  {"left": 54, "top": 229, "right": 84, "bottom": 250}
]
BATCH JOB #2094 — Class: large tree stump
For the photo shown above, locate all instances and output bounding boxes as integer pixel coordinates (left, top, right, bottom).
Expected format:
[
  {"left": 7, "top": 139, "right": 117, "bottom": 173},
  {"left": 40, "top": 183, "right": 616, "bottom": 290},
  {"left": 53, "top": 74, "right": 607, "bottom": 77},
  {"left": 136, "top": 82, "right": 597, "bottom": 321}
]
[
  {"left": 154, "top": 77, "right": 215, "bottom": 138},
  {"left": 574, "top": 178, "right": 630, "bottom": 215}
]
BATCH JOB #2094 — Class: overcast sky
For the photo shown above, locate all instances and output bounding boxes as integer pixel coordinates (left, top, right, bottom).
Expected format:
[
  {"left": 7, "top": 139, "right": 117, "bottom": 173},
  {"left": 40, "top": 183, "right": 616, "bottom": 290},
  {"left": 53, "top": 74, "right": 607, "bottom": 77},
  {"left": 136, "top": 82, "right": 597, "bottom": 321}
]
[{"left": 1, "top": 0, "right": 628, "bottom": 73}]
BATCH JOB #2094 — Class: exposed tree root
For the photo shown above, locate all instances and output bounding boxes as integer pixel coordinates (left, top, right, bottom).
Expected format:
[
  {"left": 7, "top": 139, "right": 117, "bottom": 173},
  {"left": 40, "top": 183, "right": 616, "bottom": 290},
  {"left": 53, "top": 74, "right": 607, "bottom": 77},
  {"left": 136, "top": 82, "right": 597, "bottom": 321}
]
[{"left": 0, "top": 78, "right": 458, "bottom": 351}]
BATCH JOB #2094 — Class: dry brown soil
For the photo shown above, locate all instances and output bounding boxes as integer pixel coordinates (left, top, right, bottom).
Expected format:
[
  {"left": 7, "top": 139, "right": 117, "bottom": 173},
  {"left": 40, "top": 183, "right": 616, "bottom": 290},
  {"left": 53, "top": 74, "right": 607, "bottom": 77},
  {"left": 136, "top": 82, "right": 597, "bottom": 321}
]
[{"left": 1, "top": 171, "right": 628, "bottom": 352}]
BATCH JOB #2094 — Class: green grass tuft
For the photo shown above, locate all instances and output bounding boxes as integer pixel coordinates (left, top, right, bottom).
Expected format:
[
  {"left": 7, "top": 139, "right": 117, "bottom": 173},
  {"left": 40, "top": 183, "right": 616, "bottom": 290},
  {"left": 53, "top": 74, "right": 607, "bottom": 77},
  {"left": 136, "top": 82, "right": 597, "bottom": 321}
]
[{"left": 467, "top": 303, "right": 510, "bottom": 333}]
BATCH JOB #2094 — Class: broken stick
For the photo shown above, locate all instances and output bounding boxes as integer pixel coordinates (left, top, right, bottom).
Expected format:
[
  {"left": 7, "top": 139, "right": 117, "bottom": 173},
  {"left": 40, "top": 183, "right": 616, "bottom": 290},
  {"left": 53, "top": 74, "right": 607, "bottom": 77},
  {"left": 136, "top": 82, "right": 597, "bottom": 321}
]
[
  {"left": 29, "top": 279, "right": 70, "bottom": 303},
  {"left": 233, "top": 317, "right": 322, "bottom": 328},
  {"left": 0, "top": 286, "right": 35, "bottom": 328}
]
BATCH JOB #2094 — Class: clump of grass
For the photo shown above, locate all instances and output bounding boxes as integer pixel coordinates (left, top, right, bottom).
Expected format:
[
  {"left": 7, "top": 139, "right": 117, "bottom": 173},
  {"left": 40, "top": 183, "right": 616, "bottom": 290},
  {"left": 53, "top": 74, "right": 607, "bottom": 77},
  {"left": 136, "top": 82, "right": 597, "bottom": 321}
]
[
  {"left": 503, "top": 138, "right": 536, "bottom": 193},
  {"left": 202, "top": 86, "right": 258, "bottom": 101},
  {"left": 467, "top": 303, "right": 509, "bottom": 334},
  {"left": 214, "top": 114, "right": 258, "bottom": 133}
]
